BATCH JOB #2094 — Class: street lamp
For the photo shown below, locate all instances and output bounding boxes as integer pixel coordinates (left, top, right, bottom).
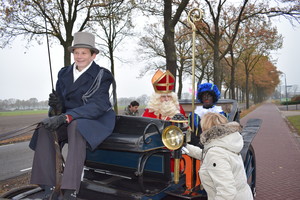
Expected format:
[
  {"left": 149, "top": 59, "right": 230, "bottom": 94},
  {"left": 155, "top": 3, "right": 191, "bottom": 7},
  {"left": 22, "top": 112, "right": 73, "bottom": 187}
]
[{"left": 282, "top": 72, "right": 289, "bottom": 111}]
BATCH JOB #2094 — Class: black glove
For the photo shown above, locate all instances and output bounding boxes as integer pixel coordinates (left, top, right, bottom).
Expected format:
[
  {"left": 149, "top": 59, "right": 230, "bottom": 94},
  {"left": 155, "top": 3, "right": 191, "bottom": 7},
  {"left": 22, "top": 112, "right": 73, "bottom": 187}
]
[
  {"left": 48, "top": 91, "right": 63, "bottom": 116},
  {"left": 42, "top": 114, "right": 67, "bottom": 131},
  {"left": 171, "top": 113, "right": 187, "bottom": 121},
  {"left": 190, "top": 132, "right": 204, "bottom": 149}
]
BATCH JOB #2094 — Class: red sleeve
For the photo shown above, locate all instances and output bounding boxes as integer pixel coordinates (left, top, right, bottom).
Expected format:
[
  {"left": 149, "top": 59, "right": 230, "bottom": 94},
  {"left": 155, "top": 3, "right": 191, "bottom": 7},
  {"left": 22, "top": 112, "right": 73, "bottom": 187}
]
[
  {"left": 179, "top": 105, "right": 186, "bottom": 117},
  {"left": 142, "top": 109, "right": 158, "bottom": 119}
]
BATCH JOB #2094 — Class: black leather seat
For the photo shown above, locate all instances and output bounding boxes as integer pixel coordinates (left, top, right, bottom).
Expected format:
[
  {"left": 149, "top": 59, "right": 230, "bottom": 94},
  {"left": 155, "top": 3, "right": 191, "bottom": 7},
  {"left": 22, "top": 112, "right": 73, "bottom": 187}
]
[{"left": 97, "top": 115, "right": 171, "bottom": 152}]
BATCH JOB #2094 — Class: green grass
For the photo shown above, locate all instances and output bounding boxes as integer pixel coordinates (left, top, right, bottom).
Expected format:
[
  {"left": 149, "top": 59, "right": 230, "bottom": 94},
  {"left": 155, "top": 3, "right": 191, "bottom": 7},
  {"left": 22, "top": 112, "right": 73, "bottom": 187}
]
[
  {"left": 0, "top": 110, "right": 48, "bottom": 116},
  {"left": 287, "top": 115, "right": 300, "bottom": 135}
]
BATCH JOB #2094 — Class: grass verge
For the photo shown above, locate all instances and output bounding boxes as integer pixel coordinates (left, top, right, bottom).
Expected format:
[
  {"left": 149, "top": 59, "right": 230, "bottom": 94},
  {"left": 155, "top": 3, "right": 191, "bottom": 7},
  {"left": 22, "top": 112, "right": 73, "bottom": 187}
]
[{"left": 287, "top": 115, "right": 300, "bottom": 136}]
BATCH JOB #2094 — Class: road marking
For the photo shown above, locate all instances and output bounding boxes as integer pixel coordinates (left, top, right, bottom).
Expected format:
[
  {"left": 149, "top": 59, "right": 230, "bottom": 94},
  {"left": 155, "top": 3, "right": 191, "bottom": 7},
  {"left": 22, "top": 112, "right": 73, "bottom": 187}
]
[{"left": 20, "top": 167, "right": 32, "bottom": 172}]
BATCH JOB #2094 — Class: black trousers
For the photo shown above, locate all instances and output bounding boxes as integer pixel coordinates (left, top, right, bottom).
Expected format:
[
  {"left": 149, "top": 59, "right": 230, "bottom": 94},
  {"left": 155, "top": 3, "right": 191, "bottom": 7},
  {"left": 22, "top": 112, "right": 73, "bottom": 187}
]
[{"left": 30, "top": 120, "right": 86, "bottom": 192}]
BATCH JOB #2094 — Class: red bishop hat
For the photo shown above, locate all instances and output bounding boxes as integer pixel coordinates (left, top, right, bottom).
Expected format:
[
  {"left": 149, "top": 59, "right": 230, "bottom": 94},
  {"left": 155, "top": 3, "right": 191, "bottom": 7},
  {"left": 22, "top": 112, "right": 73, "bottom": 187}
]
[{"left": 151, "top": 69, "right": 175, "bottom": 94}]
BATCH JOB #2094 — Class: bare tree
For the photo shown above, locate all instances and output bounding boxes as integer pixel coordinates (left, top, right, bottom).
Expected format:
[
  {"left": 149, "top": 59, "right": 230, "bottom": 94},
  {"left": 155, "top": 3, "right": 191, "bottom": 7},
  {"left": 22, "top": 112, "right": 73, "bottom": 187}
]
[
  {"left": 91, "top": 0, "right": 136, "bottom": 113},
  {"left": 162, "top": 0, "right": 190, "bottom": 85},
  {"left": 0, "top": 0, "right": 109, "bottom": 66},
  {"left": 138, "top": 23, "right": 194, "bottom": 98},
  {"left": 136, "top": 0, "right": 190, "bottom": 90},
  {"left": 192, "top": 0, "right": 249, "bottom": 90}
]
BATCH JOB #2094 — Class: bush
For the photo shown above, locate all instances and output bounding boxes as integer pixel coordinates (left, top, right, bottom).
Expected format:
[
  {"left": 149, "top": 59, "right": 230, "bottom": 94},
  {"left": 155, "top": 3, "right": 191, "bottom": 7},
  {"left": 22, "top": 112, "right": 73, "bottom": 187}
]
[
  {"left": 291, "top": 95, "right": 300, "bottom": 102},
  {"left": 280, "top": 95, "right": 300, "bottom": 105}
]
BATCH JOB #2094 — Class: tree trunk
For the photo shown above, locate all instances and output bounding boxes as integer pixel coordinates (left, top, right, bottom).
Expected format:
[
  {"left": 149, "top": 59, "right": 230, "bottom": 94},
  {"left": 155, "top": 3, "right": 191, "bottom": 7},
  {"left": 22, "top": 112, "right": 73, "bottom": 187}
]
[
  {"left": 163, "top": 0, "right": 177, "bottom": 89},
  {"left": 63, "top": 47, "right": 72, "bottom": 67},
  {"left": 245, "top": 71, "right": 250, "bottom": 109},
  {"left": 213, "top": 38, "right": 222, "bottom": 89},
  {"left": 229, "top": 48, "right": 236, "bottom": 99},
  {"left": 109, "top": 45, "right": 118, "bottom": 114},
  {"left": 177, "top": 63, "right": 183, "bottom": 99},
  {"left": 162, "top": 0, "right": 189, "bottom": 92}
]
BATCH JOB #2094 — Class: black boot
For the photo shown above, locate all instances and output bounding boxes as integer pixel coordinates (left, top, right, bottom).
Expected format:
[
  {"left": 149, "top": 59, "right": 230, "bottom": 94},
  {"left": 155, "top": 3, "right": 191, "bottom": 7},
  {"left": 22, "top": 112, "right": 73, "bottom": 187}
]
[{"left": 62, "top": 189, "right": 77, "bottom": 200}]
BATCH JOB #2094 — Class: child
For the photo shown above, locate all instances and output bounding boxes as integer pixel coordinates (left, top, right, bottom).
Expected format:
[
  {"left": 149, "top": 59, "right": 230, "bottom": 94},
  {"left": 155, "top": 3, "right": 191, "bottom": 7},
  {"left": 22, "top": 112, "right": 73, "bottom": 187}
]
[{"left": 185, "top": 112, "right": 253, "bottom": 200}]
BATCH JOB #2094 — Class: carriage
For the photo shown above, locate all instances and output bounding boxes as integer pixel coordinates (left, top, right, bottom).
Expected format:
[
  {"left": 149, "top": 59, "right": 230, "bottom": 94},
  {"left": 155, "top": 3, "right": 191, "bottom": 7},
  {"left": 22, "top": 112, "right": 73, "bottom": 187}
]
[{"left": 1, "top": 99, "right": 261, "bottom": 200}]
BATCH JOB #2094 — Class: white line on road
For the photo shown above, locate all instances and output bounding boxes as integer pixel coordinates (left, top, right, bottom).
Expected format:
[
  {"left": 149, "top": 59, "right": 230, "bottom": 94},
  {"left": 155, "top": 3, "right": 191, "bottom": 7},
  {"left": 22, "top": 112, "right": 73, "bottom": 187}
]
[{"left": 20, "top": 167, "right": 32, "bottom": 172}]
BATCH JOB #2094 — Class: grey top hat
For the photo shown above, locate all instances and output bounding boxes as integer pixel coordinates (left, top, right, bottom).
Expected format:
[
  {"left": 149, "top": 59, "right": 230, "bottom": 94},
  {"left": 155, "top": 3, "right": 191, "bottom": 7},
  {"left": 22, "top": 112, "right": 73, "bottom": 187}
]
[{"left": 68, "top": 32, "right": 99, "bottom": 54}]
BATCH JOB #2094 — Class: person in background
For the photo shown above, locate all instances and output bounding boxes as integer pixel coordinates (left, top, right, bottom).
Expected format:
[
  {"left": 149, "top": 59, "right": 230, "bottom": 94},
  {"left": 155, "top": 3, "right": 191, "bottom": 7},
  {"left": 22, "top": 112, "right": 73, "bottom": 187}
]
[
  {"left": 124, "top": 100, "right": 140, "bottom": 116},
  {"left": 142, "top": 69, "right": 186, "bottom": 120},
  {"left": 185, "top": 112, "right": 253, "bottom": 200},
  {"left": 29, "top": 32, "right": 116, "bottom": 200}
]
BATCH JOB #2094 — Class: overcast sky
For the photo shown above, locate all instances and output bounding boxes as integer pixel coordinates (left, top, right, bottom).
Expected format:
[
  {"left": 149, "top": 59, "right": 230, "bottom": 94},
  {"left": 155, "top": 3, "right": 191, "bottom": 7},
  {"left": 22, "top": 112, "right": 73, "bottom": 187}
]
[{"left": 0, "top": 17, "right": 299, "bottom": 101}]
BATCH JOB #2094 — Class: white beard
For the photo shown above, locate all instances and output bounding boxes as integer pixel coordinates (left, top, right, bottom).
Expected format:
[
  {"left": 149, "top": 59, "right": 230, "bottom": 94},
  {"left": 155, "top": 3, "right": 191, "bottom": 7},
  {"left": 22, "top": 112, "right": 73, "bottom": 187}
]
[{"left": 150, "top": 101, "right": 180, "bottom": 119}]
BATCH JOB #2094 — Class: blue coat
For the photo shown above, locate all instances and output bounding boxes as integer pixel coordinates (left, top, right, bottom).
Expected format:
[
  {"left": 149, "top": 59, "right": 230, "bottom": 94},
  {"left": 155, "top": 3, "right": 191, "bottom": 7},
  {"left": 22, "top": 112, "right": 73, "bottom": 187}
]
[{"left": 30, "top": 62, "right": 116, "bottom": 151}]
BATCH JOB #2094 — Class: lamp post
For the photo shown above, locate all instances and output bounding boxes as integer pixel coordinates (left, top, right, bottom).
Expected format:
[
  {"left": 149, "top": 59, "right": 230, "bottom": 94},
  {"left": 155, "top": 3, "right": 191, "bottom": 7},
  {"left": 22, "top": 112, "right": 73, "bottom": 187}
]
[{"left": 282, "top": 72, "right": 288, "bottom": 111}]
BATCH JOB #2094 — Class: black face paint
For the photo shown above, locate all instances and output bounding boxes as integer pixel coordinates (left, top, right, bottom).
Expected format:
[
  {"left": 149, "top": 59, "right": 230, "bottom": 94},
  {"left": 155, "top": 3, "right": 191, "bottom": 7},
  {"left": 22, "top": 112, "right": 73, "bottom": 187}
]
[{"left": 202, "top": 92, "right": 214, "bottom": 108}]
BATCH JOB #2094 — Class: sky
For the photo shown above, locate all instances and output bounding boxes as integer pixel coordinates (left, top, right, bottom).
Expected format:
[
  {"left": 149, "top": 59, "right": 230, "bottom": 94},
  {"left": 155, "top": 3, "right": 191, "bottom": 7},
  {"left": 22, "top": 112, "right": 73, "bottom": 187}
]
[{"left": 0, "top": 17, "right": 299, "bottom": 101}]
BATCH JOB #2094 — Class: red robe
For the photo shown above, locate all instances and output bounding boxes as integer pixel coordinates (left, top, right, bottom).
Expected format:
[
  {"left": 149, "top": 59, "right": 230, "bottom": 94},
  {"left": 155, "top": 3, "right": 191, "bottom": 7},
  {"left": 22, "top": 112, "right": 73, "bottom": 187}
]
[{"left": 142, "top": 104, "right": 186, "bottom": 120}]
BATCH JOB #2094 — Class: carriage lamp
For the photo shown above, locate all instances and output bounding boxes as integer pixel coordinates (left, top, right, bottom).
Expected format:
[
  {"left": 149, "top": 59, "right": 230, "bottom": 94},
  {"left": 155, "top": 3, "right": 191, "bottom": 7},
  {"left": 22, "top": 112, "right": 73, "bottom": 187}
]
[
  {"left": 162, "top": 125, "right": 184, "bottom": 184},
  {"left": 162, "top": 125, "right": 184, "bottom": 150}
]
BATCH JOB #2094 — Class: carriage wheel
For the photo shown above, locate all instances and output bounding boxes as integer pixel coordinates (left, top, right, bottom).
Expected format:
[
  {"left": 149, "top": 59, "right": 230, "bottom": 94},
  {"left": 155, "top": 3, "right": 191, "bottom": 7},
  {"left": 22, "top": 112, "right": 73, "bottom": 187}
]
[
  {"left": 244, "top": 144, "right": 256, "bottom": 198},
  {"left": 0, "top": 185, "right": 42, "bottom": 199}
]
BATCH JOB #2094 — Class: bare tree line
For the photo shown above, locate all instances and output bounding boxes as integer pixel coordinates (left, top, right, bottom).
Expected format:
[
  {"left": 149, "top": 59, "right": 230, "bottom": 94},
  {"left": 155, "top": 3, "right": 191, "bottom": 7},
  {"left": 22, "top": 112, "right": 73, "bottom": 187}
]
[
  {"left": 0, "top": 98, "right": 48, "bottom": 111},
  {"left": 0, "top": 95, "right": 152, "bottom": 111}
]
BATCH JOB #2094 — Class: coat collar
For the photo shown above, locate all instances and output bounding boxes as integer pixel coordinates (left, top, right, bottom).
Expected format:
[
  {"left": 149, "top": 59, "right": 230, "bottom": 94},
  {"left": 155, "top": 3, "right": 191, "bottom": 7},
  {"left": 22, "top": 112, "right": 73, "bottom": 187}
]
[
  {"left": 200, "top": 122, "right": 242, "bottom": 145},
  {"left": 62, "top": 61, "right": 100, "bottom": 95}
]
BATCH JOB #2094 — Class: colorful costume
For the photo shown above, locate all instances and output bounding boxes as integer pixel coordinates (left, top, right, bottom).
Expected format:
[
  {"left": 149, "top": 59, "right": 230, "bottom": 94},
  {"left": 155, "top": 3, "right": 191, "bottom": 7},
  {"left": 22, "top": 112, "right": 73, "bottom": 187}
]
[
  {"left": 189, "top": 83, "right": 226, "bottom": 145},
  {"left": 142, "top": 69, "right": 186, "bottom": 172}
]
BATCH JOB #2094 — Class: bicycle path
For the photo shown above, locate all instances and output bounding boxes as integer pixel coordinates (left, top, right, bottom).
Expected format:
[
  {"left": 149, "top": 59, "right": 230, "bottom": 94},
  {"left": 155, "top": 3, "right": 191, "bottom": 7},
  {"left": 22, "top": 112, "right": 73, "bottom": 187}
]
[{"left": 241, "top": 102, "right": 300, "bottom": 200}]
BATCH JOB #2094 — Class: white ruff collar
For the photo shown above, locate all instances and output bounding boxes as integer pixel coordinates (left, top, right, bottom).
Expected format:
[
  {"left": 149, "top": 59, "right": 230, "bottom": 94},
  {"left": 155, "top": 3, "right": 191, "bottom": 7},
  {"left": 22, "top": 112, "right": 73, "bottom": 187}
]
[{"left": 194, "top": 106, "right": 223, "bottom": 118}]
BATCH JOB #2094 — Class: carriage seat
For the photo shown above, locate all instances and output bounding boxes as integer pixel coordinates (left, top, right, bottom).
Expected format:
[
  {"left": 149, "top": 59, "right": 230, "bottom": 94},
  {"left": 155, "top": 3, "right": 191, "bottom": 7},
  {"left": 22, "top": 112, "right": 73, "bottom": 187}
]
[{"left": 97, "top": 115, "right": 170, "bottom": 152}]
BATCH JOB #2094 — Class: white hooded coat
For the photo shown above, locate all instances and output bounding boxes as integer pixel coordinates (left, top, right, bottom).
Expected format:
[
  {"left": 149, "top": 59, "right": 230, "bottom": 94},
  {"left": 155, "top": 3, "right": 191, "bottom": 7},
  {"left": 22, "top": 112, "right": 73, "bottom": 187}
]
[{"left": 185, "top": 122, "right": 253, "bottom": 200}]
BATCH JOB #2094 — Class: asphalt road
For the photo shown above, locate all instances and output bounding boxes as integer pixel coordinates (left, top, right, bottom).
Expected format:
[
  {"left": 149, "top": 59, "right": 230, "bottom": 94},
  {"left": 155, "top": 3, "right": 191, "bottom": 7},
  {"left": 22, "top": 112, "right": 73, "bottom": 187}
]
[
  {"left": 0, "top": 113, "right": 67, "bottom": 182},
  {"left": 0, "top": 141, "right": 33, "bottom": 181}
]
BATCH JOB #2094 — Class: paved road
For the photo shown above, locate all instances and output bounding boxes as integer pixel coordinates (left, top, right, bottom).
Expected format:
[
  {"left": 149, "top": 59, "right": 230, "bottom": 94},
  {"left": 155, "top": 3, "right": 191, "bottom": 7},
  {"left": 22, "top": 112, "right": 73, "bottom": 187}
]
[
  {"left": 241, "top": 103, "right": 300, "bottom": 200},
  {"left": 0, "top": 141, "right": 68, "bottom": 182},
  {"left": 0, "top": 141, "right": 33, "bottom": 181}
]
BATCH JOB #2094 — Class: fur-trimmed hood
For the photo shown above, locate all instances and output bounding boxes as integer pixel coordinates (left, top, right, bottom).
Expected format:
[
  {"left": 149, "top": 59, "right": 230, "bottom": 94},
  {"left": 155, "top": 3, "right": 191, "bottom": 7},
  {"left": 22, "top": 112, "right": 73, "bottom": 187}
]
[{"left": 200, "top": 122, "right": 243, "bottom": 153}]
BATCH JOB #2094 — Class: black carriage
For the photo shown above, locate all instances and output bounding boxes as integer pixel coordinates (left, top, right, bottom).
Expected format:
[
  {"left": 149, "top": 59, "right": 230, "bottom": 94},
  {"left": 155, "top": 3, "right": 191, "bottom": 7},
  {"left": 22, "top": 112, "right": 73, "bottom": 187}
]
[{"left": 1, "top": 99, "right": 261, "bottom": 200}]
